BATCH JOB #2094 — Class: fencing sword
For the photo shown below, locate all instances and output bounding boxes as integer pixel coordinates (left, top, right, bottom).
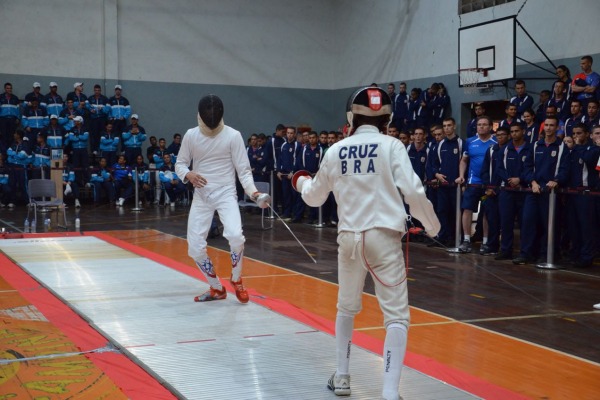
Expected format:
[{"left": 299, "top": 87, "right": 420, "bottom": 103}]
[{"left": 264, "top": 203, "right": 317, "bottom": 264}]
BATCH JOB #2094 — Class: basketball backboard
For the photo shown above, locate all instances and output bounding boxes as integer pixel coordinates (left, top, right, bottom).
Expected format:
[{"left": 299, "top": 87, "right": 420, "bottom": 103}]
[{"left": 458, "top": 16, "right": 516, "bottom": 86}]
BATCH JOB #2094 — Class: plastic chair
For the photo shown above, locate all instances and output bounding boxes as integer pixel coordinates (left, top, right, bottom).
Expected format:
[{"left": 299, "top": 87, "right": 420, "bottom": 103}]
[
  {"left": 27, "top": 179, "right": 68, "bottom": 229},
  {"left": 238, "top": 181, "right": 272, "bottom": 230}
]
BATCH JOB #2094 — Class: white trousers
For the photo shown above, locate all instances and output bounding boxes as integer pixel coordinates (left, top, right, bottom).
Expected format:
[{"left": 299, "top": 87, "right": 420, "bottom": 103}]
[
  {"left": 187, "top": 185, "right": 245, "bottom": 261},
  {"left": 337, "top": 228, "right": 410, "bottom": 328}
]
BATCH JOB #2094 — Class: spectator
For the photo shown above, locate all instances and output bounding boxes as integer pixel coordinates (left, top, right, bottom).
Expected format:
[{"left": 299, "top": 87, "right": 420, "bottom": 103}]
[
  {"left": 430, "top": 117, "right": 463, "bottom": 247},
  {"left": 522, "top": 108, "right": 541, "bottom": 143},
  {"left": 0, "top": 82, "right": 21, "bottom": 150},
  {"left": 392, "top": 82, "right": 410, "bottom": 131},
  {"left": 277, "top": 126, "right": 302, "bottom": 222},
  {"left": 535, "top": 90, "right": 551, "bottom": 123},
  {"left": 466, "top": 102, "right": 486, "bottom": 138},
  {"left": 581, "top": 99, "right": 600, "bottom": 130},
  {"left": 65, "top": 116, "right": 89, "bottom": 185},
  {"left": 455, "top": 116, "right": 497, "bottom": 253},
  {"left": 0, "top": 156, "right": 11, "bottom": 207},
  {"left": 387, "top": 83, "right": 399, "bottom": 112},
  {"left": 406, "top": 88, "right": 421, "bottom": 130},
  {"left": 564, "top": 100, "right": 584, "bottom": 138},
  {"left": 6, "top": 130, "right": 32, "bottom": 206},
  {"left": 152, "top": 138, "right": 169, "bottom": 203},
  {"left": 146, "top": 136, "right": 159, "bottom": 164},
  {"left": 61, "top": 152, "right": 81, "bottom": 208},
  {"left": 42, "top": 115, "right": 66, "bottom": 149},
  {"left": 21, "top": 98, "right": 48, "bottom": 142},
  {"left": 58, "top": 99, "right": 83, "bottom": 132},
  {"left": 296, "top": 131, "right": 323, "bottom": 223},
  {"left": 398, "top": 131, "right": 410, "bottom": 147},
  {"left": 66, "top": 82, "right": 87, "bottom": 113},
  {"left": 87, "top": 84, "right": 109, "bottom": 154},
  {"left": 553, "top": 65, "right": 572, "bottom": 101},
  {"left": 89, "top": 157, "right": 115, "bottom": 205},
  {"left": 566, "top": 124, "right": 600, "bottom": 268},
  {"left": 44, "top": 82, "right": 64, "bottom": 117},
  {"left": 112, "top": 154, "right": 133, "bottom": 207},
  {"left": 387, "top": 124, "right": 399, "bottom": 138},
  {"left": 248, "top": 133, "right": 267, "bottom": 183},
  {"left": 264, "top": 123, "right": 286, "bottom": 212},
  {"left": 571, "top": 55, "right": 600, "bottom": 108},
  {"left": 122, "top": 114, "right": 147, "bottom": 164},
  {"left": 495, "top": 122, "right": 531, "bottom": 260},
  {"left": 23, "top": 82, "right": 45, "bottom": 110},
  {"left": 509, "top": 80, "right": 534, "bottom": 118},
  {"left": 166, "top": 133, "right": 181, "bottom": 161},
  {"left": 132, "top": 154, "right": 152, "bottom": 204},
  {"left": 159, "top": 153, "right": 185, "bottom": 207},
  {"left": 499, "top": 103, "right": 521, "bottom": 129},
  {"left": 99, "top": 122, "right": 120, "bottom": 167},
  {"left": 515, "top": 116, "right": 569, "bottom": 265},
  {"left": 319, "top": 131, "right": 328, "bottom": 149},
  {"left": 107, "top": 85, "right": 131, "bottom": 135},
  {"left": 32, "top": 132, "right": 51, "bottom": 179},
  {"left": 548, "top": 81, "right": 569, "bottom": 123}
]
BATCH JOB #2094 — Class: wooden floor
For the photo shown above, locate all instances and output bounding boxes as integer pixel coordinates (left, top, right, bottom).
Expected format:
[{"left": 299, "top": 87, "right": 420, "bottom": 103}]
[{"left": 1, "top": 202, "right": 599, "bottom": 399}]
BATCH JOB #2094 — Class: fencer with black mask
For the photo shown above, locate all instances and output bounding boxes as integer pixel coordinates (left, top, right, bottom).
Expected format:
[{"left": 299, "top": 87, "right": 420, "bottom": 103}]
[
  {"left": 175, "top": 94, "right": 270, "bottom": 303},
  {"left": 292, "top": 87, "right": 440, "bottom": 400}
]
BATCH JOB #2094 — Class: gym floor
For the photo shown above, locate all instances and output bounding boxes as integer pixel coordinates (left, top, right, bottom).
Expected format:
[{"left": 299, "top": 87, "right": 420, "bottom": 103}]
[{"left": 0, "top": 203, "right": 598, "bottom": 399}]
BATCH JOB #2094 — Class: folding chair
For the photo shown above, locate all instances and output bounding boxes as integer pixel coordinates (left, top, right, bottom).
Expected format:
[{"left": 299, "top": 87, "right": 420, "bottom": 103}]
[
  {"left": 27, "top": 179, "right": 68, "bottom": 229},
  {"left": 238, "top": 181, "right": 273, "bottom": 230}
]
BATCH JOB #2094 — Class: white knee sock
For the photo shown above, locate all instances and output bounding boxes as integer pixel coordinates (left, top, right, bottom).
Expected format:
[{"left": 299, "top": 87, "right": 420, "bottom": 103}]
[
  {"left": 195, "top": 257, "right": 222, "bottom": 290},
  {"left": 382, "top": 323, "right": 408, "bottom": 400},
  {"left": 230, "top": 247, "right": 244, "bottom": 282},
  {"left": 336, "top": 313, "right": 354, "bottom": 375}
]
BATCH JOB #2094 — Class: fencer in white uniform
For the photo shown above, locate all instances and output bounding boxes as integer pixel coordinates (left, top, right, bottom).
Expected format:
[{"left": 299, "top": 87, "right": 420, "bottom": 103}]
[
  {"left": 175, "top": 95, "right": 269, "bottom": 303},
  {"left": 293, "top": 87, "right": 440, "bottom": 400}
]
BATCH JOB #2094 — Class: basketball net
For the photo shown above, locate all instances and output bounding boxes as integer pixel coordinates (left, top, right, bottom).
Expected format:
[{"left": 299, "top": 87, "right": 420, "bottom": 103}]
[{"left": 459, "top": 68, "right": 486, "bottom": 95}]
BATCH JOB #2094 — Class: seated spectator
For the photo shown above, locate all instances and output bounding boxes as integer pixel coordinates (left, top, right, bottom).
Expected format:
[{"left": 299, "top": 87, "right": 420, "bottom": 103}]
[
  {"left": 159, "top": 153, "right": 185, "bottom": 207},
  {"left": 112, "top": 154, "right": 133, "bottom": 207},
  {"left": 132, "top": 154, "right": 152, "bottom": 204},
  {"left": 42, "top": 115, "right": 66, "bottom": 149},
  {"left": 61, "top": 153, "right": 81, "bottom": 208},
  {"left": 65, "top": 116, "right": 90, "bottom": 185},
  {"left": 166, "top": 133, "right": 181, "bottom": 162},
  {"left": 0, "top": 156, "right": 11, "bottom": 207},
  {"left": 122, "top": 114, "right": 147, "bottom": 163},
  {"left": 58, "top": 99, "right": 83, "bottom": 132},
  {"left": 89, "top": 157, "right": 115, "bottom": 205},
  {"left": 99, "top": 122, "right": 120, "bottom": 167},
  {"left": 0, "top": 82, "right": 21, "bottom": 151},
  {"left": 6, "top": 130, "right": 32, "bottom": 206},
  {"left": 32, "top": 132, "right": 51, "bottom": 179}
]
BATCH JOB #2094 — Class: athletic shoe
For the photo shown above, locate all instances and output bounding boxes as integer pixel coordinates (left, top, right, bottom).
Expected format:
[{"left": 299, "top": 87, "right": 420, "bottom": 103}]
[
  {"left": 512, "top": 256, "right": 532, "bottom": 265},
  {"left": 282, "top": 217, "right": 292, "bottom": 222},
  {"left": 75, "top": 199, "right": 81, "bottom": 208},
  {"left": 458, "top": 241, "right": 472, "bottom": 253},
  {"left": 194, "top": 287, "right": 227, "bottom": 302},
  {"left": 7, "top": 203, "right": 15, "bottom": 208},
  {"left": 479, "top": 244, "right": 497, "bottom": 256},
  {"left": 593, "top": 303, "right": 600, "bottom": 310},
  {"left": 118, "top": 197, "right": 125, "bottom": 206},
  {"left": 230, "top": 278, "right": 249, "bottom": 304},
  {"left": 494, "top": 252, "right": 512, "bottom": 261},
  {"left": 170, "top": 202, "right": 175, "bottom": 207},
  {"left": 327, "top": 373, "right": 351, "bottom": 396}
]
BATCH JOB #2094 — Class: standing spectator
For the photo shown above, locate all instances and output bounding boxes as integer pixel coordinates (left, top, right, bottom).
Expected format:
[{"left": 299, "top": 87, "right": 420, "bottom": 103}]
[
  {"left": 24, "top": 82, "right": 45, "bottom": 110},
  {"left": 548, "top": 81, "right": 570, "bottom": 123},
  {"left": 398, "top": 131, "right": 410, "bottom": 147},
  {"left": 581, "top": 99, "right": 600, "bottom": 130},
  {"left": 509, "top": 80, "right": 534, "bottom": 118},
  {"left": 112, "top": 154, "right": 133, "bottom": 206},
  {"left": 66, "top": 82, "right": 87, "bottom": 114},
  {"left": 522, "top": 108, "right": 541, "bottom": 144},
  {"left": 89, "top": 157, "right": 115, "bottom": 205},
  {"left": 44, "top": 82, "right": 64, "bottom": 117},
  {"left": 566, "top": 124, "right": 600, "bottom": 268},
  {"left": 296, "top": 131, "right": 322, "bottom": 223},
  {"left": 42, "top": 115, "right": 66, "bottom": 149},
  {"left": 248, "top": 133, "right": 267, "bottom": 183},
  {"left": 58, "top": 99, "right": 83, "bottom": 132},
  {"left": 21, "top": 98, "right": 48, "bottom": 142},
  {"left": 407, "top": 127, "right": 429, "bottom": 182},
  {"left": 553, "top": 65, "right": 572, "bottom": 101},
  {"left": 535, "top": 90, "right": 551, "bottom": 123},
  {"left": 264, "top": 123, "right": 286, "bottom": 212},
  {"left": 146, "top": 136, "right": 159, "bottom": 164},
  {"left": 152, "top": 137, "right": 170, "bottom": 203},
  {"left": 277, "top": 126, "right": 302, "bottom": 222},
  {"left": 571, "top": 55, "right": 600, "bottom": 108},
  {"left": 87, "top": 84, "right": 109, "bottom": 154},
  {"left": 499, "top": 103, "right": 521, "bottom": 129},
  {"left": 416, "top": 83, "right": 440, "bottom": 130},
  {"left": 99, "top": 122, "right": 120, "bottom": 167},
  {"left": 455, "top": 116, "right": 497, "bottom": 253},
  {"left": 430, "top": 117, "right": 463, "bottom": 247},
  {"left": 406, "top": 88, "right": 421, "bottom": 130},
  {"left": 319, "top": 131, "right": 329, "bottom": 149},
  {"left": 0, "top": 82, "right": 21, "bottom": 150},
  {"left": 65, "top": 116, "right": 89, "bottom": 186},
  {"left": 387, "top": 83, "right": 398, "bottom": 112},
  {"left": 392, "top": 82, "right": 410, "bottom": 131},
  {"left": 515, "top": 116, "right": 569, "bottom": 264},
  {"left": 166, "top": 133, "right": 181, "bottom": 161},
  {"left": 6, "top": 130, "right": 32, "bottom": 206},
  {"left": 107, "top": 85, "right": 131, "bottom": 135},
  {"left": 564, "top": 100, "right": 584, "bottom": 138},
  {"left": 495, "top": 122, "right": 531, "bottom": 260},
  {"left": 466, "top": 102, "right": 486, "bottom": 138},
  {"left": 387, "top": 124, "right": 399, "bottom": 138},
  {"left": 0, "top": 156, "right": 12, "bottom": 207},
  {"left": 122, "top": 114, "right": 147, "bottom": 163}
]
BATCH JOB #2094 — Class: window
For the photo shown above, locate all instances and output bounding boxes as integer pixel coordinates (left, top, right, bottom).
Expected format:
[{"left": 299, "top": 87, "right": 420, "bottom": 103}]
[{"left": 459, "top": 0, "right": 516, "bottom": 14}]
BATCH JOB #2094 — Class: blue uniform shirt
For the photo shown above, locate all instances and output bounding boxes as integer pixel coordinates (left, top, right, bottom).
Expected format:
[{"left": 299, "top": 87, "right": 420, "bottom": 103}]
[{"left": 464, "top": 136, "right": 497, "bottom": 184}]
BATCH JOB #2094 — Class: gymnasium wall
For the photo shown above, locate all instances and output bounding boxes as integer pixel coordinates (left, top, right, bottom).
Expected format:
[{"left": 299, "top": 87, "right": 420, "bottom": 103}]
[{"left": 0, "top": 0, "right": 599, "bottom": 137}]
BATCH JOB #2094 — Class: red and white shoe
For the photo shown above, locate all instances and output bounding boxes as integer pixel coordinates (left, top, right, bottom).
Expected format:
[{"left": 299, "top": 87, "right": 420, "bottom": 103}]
[
  {"left": 230, "top": 278, "right": 249, "bottom": 304},
  {"left": 194, "top": 287, "right": 227, "bottom": 302}
]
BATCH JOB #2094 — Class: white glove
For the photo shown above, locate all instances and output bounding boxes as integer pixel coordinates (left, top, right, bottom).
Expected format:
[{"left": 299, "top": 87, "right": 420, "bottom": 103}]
[
  {"left": 252, "top": 192, "right": 271, "bottom": 209},
  {"left": 295, "top": 175, "right": 312, "bottom": 192},
  {"left": 64, "top": 183, "right": 72, "bottom": 196}
]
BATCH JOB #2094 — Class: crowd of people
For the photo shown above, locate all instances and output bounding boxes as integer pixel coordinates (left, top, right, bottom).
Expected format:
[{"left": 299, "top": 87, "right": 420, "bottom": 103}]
[
  {"left": 0, "top": 81, "right": 186, "bottom": 208},
  {"left": 1, "top": 54, "right": 599, "bottom": 268}
]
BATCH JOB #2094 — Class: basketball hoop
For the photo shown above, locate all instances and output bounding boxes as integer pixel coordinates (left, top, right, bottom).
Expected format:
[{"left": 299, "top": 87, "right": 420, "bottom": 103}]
[{"left": 459, "top": 68, "right": 488, "bottom": 94}]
